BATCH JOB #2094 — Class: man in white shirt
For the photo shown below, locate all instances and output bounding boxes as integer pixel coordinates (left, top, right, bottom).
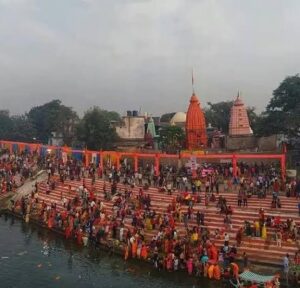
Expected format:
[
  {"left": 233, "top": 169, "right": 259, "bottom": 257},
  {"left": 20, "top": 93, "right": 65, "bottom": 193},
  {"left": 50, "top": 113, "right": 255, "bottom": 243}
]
[
  {"left": 283, "top": 253, "right": 289, "bottom": 284},
  {"left": 119, "top": 225, "right": 124, "bottom": 242}
]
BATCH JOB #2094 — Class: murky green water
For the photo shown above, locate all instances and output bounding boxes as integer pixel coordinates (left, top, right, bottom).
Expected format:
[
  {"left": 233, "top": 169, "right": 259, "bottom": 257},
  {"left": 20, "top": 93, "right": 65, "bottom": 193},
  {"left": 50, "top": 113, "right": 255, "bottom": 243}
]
[{"left": 0, "top": 214, "right": 221, "bottom": 288}]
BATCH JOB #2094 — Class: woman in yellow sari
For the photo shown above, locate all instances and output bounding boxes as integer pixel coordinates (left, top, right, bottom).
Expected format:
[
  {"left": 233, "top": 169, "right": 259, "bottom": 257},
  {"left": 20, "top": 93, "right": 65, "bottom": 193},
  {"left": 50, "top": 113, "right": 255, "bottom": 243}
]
[
  {"left": 145, "top": 217, "right": 152, "bottom": 230},
  {"left": 261, "top": 223, "right": 267, "bottom": 240},
  {"left": 191, "top": 232, "right": 198, "bottom": 243}
]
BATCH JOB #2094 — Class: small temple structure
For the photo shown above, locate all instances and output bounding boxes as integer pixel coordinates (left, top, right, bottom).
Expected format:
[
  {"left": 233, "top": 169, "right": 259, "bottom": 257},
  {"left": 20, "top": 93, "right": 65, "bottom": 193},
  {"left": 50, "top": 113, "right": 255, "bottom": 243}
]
[
  {"left": 185, "top": 92, "right": 207, "bottom": 149},
  {"left": 229, "top": 93, "right": 253, "bottom": 136},
  {"left": 144, "top": 117, "right": 159, "bottom": 149}
]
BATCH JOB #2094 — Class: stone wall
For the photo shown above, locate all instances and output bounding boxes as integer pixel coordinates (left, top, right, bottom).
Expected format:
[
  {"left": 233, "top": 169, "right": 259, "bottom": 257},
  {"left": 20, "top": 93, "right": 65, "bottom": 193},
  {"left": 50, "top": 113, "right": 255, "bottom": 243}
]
[
  {"left": 257, "top": 135, "right": 277, "bottom": 151},
  {"left": 226, "top": 134, "right": 279, "bottom": 152},
  {"left": 225, "top": 135, "right": 257, "bottom": 151}
]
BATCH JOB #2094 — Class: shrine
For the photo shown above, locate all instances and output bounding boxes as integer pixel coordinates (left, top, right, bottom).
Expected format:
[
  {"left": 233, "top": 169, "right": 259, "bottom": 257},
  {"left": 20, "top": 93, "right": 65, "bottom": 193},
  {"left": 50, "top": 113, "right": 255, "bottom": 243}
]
[
  {"left": 144, "top": 117, "right": 159, "bottom": 149},
  {"left": 229, "top": 93, "right": 253, "bottom": 136},
  {"left": 185, "top": 92, "right": 207, "bottom": 149}
]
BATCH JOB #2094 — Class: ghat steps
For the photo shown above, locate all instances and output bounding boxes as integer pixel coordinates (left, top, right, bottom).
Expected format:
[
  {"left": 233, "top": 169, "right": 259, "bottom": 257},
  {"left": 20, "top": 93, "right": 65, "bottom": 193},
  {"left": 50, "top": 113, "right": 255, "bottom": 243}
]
[{"left": 36, "top": 178, "right": 300, "bottom": 266}]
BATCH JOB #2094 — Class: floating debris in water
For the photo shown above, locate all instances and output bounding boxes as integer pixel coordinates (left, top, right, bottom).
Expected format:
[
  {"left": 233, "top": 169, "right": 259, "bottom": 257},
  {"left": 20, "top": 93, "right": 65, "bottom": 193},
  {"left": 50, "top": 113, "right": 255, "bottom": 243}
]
[
  {"left": 37, "top": 263, "right": 42, "bottom": 268},
  {"left": 17, "top": 251, "right": 28, "bottom": 256},
  {"left": 55, "top": 276, "right": 61, "bottom": 280},
  {"left": 1, "top": 256, "right": 9, "bottom": 259}
]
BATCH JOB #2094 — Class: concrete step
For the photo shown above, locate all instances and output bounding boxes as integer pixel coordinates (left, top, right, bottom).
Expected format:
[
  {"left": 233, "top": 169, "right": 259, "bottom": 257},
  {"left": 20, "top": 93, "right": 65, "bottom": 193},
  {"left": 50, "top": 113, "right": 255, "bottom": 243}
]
[{"left": 35, "top": 178, "right": 300, "bottom": 266}]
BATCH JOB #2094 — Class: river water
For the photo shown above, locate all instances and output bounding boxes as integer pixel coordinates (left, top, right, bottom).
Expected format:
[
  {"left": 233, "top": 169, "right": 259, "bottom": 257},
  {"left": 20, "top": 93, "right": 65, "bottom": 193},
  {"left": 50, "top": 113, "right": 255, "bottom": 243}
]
[{"left": 0, "top": 214, "right": 221, "bottom": 288}]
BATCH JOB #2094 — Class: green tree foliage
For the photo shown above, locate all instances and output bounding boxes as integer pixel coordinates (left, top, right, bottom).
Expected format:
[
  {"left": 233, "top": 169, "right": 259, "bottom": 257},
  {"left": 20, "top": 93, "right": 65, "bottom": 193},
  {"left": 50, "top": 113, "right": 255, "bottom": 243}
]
[
  {"left": 76, "top": 107, "right": 120, "bottom": 150},
  {"left": 10, "top": 115, "right": 37, "bottom": 142},
  {"left": 0, "top": 111, "right": 36, "bottom": 142},
  {"left": 253, "top": 111, "right": 285, "bottom": 137},
  {"left": 204, "top": 101, "right": 233, "bottom": 133},
  {"left": 159, "top": 126, "right": 185, "bottom": 153},
  {"left": 27, "top": 100, "right": 78, "bottom": 144},
  {"left": 0, "top": 110, "right": 13, "bottom": 139},
  {"left": 257, "top": 74, "right": 300, "bottom": 138},
  {"left": 246, "top": 106, "right": 261, "bottom": 135},
  {"left": 102, "top": 111, "right": 121, "bottom": 122}
]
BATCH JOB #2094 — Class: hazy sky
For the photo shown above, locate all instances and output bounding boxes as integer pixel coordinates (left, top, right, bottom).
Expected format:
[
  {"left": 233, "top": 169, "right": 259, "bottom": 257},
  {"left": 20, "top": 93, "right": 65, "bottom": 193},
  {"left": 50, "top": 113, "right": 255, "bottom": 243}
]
[{"left": 0, "top": 0, "right": 299, "bottom": 117}]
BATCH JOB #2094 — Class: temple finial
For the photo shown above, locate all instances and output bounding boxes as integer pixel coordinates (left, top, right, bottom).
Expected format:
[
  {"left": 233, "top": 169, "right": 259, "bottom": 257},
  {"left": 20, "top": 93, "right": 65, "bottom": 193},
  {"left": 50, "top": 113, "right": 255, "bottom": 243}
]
[
  {"left": 192, "top": 68, "right": 195, "bottom": 94},
  {"left": 237, "top": 90, "right": 240, "bottom": 99}
]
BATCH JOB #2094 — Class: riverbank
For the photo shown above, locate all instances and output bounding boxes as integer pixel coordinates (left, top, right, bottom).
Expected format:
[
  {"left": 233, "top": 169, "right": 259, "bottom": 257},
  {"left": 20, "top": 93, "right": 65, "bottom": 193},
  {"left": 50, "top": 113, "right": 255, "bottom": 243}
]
[
  {"left": 0, "top": 212, "right": 219, "bottom": 288},
  {"left": 1, "top": 208, "right": 124, "bottom": 257},
  {"left": 0, "top": 208, "right": 288, "bottom": 287},
  {"left": 0, "top": 172, "right": 292, "bottom": 287}
]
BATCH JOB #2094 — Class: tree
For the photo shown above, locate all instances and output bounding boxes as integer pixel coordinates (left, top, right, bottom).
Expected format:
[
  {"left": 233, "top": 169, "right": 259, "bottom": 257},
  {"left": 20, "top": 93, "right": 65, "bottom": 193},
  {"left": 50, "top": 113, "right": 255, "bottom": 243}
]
[
  {"left": 159, "top": 126, "right": 185, "bottom": 153},
  {"left": 259, "top": 74, "right": 300, "bottom": 138},
  {"left": 247, "top": 106, "right": 261, "bottom": 135},
  {"left": 76, "top": 107, "right": 120, "bottom": 150},
  {"left": 253, "top": 111, "right": 284, "bottom": 137},
  {"left": 9, "top": 115, "right": 37, "bottom": 142},
  {"left": 0, "top": 111, "right": 37, "bottom": 142},
  {"left": 54, "top": 104, "right": 79, "bottom": 146},
  {"left": 204, "top": 101, "right": 233, "bottom": 133},
  {"left": 27, "top": 100, "right": 78, "bottom": 145},
  {"left": 0, "top": 110, "right": 13, "bottom": 140}
]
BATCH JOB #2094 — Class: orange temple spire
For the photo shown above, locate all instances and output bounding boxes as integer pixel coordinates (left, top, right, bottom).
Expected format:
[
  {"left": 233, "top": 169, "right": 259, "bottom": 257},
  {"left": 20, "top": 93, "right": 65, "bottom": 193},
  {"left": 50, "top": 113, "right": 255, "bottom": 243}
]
[{"left": 185, "top": 91, "right": 207, "bottom": 150}]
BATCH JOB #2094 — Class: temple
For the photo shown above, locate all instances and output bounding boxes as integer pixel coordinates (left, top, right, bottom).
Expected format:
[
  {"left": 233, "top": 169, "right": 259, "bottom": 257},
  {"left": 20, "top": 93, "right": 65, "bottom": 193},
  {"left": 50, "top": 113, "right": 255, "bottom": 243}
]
[
  {"left": 229, "top": 93, "right": 253, "bottom": 136},
  {"left": 185, "top": 92, "right": 207, "bottom": 149},
  {"left": 144, "top": 117, "right": 159, "bottom": 149}
]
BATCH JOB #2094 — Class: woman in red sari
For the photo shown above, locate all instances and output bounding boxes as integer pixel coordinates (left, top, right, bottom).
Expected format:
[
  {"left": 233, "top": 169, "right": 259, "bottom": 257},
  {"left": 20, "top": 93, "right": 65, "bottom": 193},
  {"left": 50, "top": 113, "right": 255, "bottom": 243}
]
[
  {"left": 294, "top": 251, "right": 300, "bottom": 265},
  {"left": 65, "top": 226, "right": 72, "bottom": 239}
]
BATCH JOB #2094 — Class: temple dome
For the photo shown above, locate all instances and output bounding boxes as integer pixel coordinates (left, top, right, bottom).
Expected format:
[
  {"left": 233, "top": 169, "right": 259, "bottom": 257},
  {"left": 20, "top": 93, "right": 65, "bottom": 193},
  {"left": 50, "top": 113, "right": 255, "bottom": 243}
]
[{"left": 170, "top": 112, "right": 186, "bottom": 124}]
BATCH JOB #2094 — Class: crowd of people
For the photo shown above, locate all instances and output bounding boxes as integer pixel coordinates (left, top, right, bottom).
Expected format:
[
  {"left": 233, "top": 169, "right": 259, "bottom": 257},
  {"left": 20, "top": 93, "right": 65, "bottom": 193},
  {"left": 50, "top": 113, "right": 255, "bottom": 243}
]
[
  {"left": 0, "top": 151, "right": 37, "bottom": 193},
  {"left": 13, "top": 175, "right": 241, "bottom": 286},
  {"left": 3, "top": 148, "right": 300, "bottom": 287}
]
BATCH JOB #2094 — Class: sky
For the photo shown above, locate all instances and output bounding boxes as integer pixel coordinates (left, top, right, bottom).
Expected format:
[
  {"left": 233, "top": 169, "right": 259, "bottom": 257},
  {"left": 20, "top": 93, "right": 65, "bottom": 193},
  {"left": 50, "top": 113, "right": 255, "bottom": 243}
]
[{"left": 0, "top": 0, "right": 299, "bottom": 117}]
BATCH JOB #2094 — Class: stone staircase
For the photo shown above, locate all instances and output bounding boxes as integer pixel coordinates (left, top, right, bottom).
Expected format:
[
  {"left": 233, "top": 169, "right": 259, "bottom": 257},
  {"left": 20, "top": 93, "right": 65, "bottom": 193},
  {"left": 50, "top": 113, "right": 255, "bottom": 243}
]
[{"left": 36, "top": 178, "right": 300, "bottom": 266}]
